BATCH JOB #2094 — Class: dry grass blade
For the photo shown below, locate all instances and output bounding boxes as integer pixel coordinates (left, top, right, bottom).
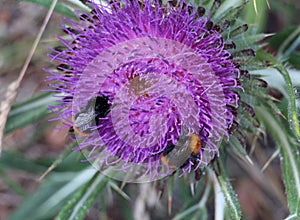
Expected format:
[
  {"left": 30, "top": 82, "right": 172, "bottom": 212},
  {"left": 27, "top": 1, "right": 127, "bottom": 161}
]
[
  {"left": 266, "top": 0, "right": 270, "bottom": 9},
  {"left": 261, "top": 149, "right": 280, "bottom": 172},
  {"left": 253, "top": 0, "right": 258, "bottom": 14},
  {"left": 0, "top": 0, "right": 58, "bottom": 154},
  {"left": 253, "top": 0, "right": 271, "bottom": 15},
  {"left": 38, "top": 164, "right": 56, "bottom": 182}
]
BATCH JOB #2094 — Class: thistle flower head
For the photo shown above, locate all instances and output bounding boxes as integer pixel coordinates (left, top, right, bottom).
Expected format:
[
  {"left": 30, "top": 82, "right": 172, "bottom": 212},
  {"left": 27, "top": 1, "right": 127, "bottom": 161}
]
[{"left": 48, "top": 0, "right": 241, "bottom": 182}]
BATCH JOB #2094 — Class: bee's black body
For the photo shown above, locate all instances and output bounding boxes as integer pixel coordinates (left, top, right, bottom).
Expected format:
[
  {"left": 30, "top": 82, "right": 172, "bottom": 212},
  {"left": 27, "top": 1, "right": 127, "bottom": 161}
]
[{"left": 71, "top": 95, "right": 111, "bottom": 135}]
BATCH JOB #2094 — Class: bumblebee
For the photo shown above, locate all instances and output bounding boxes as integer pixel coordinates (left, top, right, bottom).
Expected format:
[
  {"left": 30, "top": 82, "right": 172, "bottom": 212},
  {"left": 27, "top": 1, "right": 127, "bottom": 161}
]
[
  {"left": 71, "top": 95, "right": 111, "bottom": 136},
  {"left": 161, "top": 133, "right": 201, "bottom": 169}
]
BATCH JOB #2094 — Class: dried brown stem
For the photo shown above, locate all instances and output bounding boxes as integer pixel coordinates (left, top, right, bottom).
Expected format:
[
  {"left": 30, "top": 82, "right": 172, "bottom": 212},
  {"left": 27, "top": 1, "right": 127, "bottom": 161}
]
[{"left": 0, "top": 0, "right": 58, "bottom": 154}]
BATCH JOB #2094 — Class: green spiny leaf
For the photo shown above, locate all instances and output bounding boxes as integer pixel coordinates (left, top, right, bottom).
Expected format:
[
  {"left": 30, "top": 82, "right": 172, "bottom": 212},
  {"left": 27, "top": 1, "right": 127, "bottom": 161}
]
[
  {"left": 214, "top": 0, "right": 246, "bottom": 21},
  {"left": 255, "top": 50, "right": 300, "bottom": 139},
  {"left": 278, "top": 26, "right": 300, "bottom": 59},
  {"left": 173, "top": 174, "right": 211, "bottom": 220},
  {"left": 55, "top": 171, "right": 109, "bottom": 220},
  {"left": 5, "top": 92, "right": 60, "bottom": 134},
  {"left": 0, "top": 151, "right": 46, "bottom": 173},
  {"left": 217, "top": 168, "right": 242, "bottom": 220},
  {"left": 9, "top": 168, "right": 97, "bottom": 220},
  {"left": 255, "top": 106, "right": 300, "bottom": 218}
]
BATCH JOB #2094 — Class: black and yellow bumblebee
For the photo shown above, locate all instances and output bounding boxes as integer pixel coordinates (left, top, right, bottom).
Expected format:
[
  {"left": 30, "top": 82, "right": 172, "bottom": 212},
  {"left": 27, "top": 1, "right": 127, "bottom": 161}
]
[
  {"left": 70, "top": 95, "right": 111, "bottom": 136},
  {"left": 160, "top": 133, "right": 202, "bottom": 169}
]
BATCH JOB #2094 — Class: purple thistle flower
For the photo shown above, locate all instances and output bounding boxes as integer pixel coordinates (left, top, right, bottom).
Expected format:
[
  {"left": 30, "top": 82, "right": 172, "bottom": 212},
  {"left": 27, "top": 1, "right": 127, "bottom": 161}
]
[{"left": 47, "top": 0, "right": 241, "bottom": 182}]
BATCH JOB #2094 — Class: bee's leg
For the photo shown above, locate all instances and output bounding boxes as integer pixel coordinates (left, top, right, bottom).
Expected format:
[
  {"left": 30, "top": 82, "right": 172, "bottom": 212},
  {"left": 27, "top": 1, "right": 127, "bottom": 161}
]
[
  {"left": 179, "top": 158, "right": 190, "bottom": 169},
  {"left": 194, "top": 168, "right": 203, "bottom": 181},
  {"left": 69, "top": 126, "right": 74, "bottom": 133},
  {"left": 210, "top": 157, "right": 221, "bottom": 177},
  {"left": 151, "top": 143, "right": 175, "bottom": 158},
  {"left": 180, "top": 152, "right": 200, "bottom": 169},
  {"left": 162, "top": 144, "right": 175, "bottom": 156}
]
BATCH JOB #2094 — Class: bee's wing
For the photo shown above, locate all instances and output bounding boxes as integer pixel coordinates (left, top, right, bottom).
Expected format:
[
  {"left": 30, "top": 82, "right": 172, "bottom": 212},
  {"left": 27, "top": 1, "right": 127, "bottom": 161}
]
[
  {"left": 75, "top": 111, "right": 96, "bottom": 130},
  {"left": 164, "top": 137, "right": 192, "bottom": 168}
]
